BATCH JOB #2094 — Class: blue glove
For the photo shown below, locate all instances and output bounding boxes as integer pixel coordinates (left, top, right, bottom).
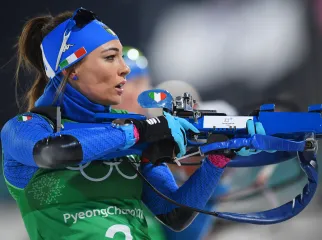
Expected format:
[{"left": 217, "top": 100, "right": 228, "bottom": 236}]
[
  {"left": 124, "top": 112, "right": 199, "bottom": 158},
  {"left": 164, "top": 111, "right": 200, "bottom": 157},
  {"left": 237, "top": 119, "right": 275, "bottom": 156}
]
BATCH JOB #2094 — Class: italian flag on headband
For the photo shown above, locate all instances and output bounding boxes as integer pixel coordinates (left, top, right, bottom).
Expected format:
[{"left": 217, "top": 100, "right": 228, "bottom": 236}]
[
  {"left": 149, "top": 92, "right": 167, "bottom": 102},
  {"left": 59, "top": 47, "right": 87, "bottom": 69},
  {"left": 18, "top": 115, "right": 32, "bottom": 122}
]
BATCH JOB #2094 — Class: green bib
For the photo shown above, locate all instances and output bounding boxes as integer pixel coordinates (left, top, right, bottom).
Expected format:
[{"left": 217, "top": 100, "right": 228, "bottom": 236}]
[{"left": 5, "top": 109, "right": 152, "bottom": 240}]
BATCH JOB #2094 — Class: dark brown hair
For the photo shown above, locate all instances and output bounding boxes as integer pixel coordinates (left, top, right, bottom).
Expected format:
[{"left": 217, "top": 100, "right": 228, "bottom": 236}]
[{"left": 15, "top": 11, "right": 75, "bottom": 111}]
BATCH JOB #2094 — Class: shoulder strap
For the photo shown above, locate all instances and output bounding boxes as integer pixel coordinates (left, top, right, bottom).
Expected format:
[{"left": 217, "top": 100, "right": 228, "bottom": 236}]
[{"left": 29, "top": 106, "right": 62, "bottom": 132}]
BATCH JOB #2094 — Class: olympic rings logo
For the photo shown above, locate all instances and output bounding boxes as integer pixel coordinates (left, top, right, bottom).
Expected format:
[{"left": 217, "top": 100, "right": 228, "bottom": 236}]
[{"left": 66, "top": 156, "right": 140, "bottom": 182}]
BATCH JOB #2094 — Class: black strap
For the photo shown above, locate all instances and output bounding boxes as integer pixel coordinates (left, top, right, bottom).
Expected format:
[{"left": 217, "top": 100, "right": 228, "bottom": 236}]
[{"left": 30, "top": 106, "right": 61, "bottom": 132}]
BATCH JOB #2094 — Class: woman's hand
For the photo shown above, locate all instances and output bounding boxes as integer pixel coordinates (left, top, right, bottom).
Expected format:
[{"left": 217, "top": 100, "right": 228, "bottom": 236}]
[
  {"left": 125, "top": 112, "right": 199, "bottom": 158},
  {"left": 163, "top": 112, "right": 199, "bottom": 157},
  {"left": 236, "top": 119, "right": 275, "bottom": 156}
]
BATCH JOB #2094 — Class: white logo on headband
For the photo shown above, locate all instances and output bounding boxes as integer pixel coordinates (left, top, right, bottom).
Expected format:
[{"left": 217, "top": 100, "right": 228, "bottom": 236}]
[
  {"left": 40, "top": 44, "right": 55, "bottom": 78},
  {"left": 62, "top": 44, "right": 75, "bottom": 53},
  {"left": 102, "top": 25, "right": 116, "bottom": 36}
]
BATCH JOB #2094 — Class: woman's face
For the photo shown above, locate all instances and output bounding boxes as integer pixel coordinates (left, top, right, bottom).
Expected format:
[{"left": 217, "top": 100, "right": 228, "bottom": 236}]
[{"left": 70, "top": 40, "right": 130, "bottom": 106}]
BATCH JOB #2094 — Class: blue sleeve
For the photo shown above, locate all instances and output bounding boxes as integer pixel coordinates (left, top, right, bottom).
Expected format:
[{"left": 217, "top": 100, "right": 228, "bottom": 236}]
[
  {"left": 141, "top": 158, "right": 224, "bottom": 215},
  {"left": 1, "top": 113, "right": 131, "bottom": 167}
]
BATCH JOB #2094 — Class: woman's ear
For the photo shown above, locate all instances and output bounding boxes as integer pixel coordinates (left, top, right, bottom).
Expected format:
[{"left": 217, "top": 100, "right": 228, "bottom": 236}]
[{"left": 62, "top": 68, "right": 78, "bottom": 81}]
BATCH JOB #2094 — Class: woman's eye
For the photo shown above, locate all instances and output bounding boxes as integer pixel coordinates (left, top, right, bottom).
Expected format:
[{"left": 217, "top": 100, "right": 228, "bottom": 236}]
[{"left": 105, "top": 55, "right": 116, "bottom": 61}]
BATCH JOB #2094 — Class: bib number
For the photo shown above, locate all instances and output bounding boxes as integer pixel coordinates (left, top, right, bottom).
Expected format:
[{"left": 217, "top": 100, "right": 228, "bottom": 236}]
[{"left": 105, "top": 224, "right": 133, "bottom": 240}]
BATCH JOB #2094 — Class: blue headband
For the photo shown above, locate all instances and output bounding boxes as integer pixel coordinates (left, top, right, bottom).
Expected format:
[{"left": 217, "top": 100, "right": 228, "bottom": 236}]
[{"left": 41, "top": 9, "right": 119, "bottom": 79}]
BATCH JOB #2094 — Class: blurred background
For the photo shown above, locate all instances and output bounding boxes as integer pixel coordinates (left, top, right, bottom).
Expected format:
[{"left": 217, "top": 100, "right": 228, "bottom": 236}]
[{"left": 1, "top": 0, "right": 322, "bottom": 239}]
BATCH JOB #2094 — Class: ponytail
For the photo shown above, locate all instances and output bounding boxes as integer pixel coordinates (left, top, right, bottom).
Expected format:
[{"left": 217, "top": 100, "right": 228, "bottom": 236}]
[{"left": 15, "top": 12, "right": 73, "bottom": 111}]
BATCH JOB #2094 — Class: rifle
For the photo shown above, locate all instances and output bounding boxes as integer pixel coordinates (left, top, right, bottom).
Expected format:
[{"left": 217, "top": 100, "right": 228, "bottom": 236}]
[{"left": 62, "top": 89, "right": 319, "bottom": 225}]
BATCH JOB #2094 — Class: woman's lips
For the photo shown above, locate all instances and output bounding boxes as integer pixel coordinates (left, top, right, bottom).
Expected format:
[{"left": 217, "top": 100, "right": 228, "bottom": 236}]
[{"left": 115, "top": 87, "right": 124, "bottom": 95}]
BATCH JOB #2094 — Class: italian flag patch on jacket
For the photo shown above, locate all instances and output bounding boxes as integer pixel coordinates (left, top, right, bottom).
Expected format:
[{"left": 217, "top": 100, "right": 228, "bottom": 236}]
[{"left": 18, "top": 114, "right": 32, "bottom": 122}]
